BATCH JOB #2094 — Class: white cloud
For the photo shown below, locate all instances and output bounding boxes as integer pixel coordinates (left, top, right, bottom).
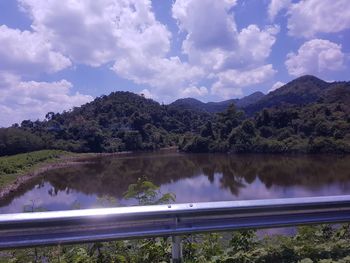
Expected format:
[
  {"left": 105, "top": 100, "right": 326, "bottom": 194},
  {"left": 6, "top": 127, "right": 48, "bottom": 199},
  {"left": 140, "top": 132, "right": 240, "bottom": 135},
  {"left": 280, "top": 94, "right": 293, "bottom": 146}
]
[
  {"left": 287, "top": 0, "right": 350, "bottom": 38},
  {"left": 10, "top": 0, "right": 280, "bottom": 101},
  {"left": 268, "top": 81, "right": 285, "bottom": 93},
  {"left": 235, "top": 25, "right": 279, "bottom": 66},
  {"left": 139, "top": 89, "right": 156, "bottom": 100},
  {"left": 173, "top": 0, "right": 279, "bottom": 71},
  {"left": 285, "top": 39, "right": 345, "bottom": 76},
  {"left": 181, "top": 86, "right": 208, "bottom": 97},
  {"left": 0, "top": 25, "right": 71, "bottom": 75},
  {"left": 112, "top": 56, "right": 205, "bottom": 101},
  {"left": 172, "top": 0, "right": 238, "bottom": 77},
  {"left": 173, "top": 0, "right": 238, "bottom": 52},
  {"left": 173, "top": 0, "right": 279, "bottom": 69},
  {"left": 172, "top": 0, "right": 279, "bottom": 99},
  {"left": 214, "top": 24, "right": 280, "bottom": 73},
  {"left": 212, "top": 64, "right": 276, "bottom": 99},
  {"left": 19, "top": 0, "right": 171, "bottom": 67},
  {"left": 0, "top": 73, "right": 92, "bottom": 127},
  {"left": 18, "top": 0, "right": 209, "bottom": 101},
  {"left": 268, "top": 0, "right": 291, "bottom": 21}
]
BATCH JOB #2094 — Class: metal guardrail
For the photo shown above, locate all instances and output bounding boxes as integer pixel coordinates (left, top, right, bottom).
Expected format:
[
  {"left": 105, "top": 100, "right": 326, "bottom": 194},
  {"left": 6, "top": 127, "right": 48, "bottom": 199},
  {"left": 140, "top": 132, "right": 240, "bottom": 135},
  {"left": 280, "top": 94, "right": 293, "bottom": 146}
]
[{"left": 1, "top": 195, "right": 350, "bottom": 261}]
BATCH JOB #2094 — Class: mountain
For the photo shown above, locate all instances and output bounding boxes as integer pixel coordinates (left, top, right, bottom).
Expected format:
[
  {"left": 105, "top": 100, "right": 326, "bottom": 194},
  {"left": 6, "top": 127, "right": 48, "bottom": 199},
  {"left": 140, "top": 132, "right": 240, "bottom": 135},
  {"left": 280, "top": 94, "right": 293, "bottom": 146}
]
[
  {"left": 170, "top": 76, "right": 349, "bottom": 116},
  {"left": 0, "top": 92, "right": 210, "bottom": 156},
  {"left": 180, "top": 78, "right": 350, "bottom": 154},
  {"left": 242, "top": 75, "right": 349, "bottom": 115},
  {"left": 236, "top": 92, "right": 265, "bottom": 108},
  {"left": 168, "top": 98, "right": 212, "bottom": 112},
  {"left": 323, "top": 82, "right": 350, "bottom": 105},
  {"left": 1, "top": 75, "right": 349, "bottom": 156},
  {"left": 205, "top": 99, "right": 239, "bottom": 113},
  {"left": 169, "top": 91, "right": 264, "bottom": 113}
]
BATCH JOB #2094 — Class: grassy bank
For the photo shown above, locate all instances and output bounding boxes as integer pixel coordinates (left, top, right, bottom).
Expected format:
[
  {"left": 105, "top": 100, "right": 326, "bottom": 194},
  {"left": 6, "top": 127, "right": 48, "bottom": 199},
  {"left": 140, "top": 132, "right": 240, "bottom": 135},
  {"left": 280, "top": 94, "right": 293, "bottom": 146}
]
[{"left": 0, "top": 150, "right": 72, "bottom": 190}]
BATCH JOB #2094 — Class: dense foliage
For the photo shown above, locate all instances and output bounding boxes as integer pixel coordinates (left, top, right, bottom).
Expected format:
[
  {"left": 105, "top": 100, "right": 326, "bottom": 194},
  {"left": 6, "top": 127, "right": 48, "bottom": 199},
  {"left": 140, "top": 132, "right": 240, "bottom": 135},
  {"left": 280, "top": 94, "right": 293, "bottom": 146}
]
[
  {"left": 0, "top": 75, "right": 349, "bottom": 156},
  {"left": 180, "top": 88, "right": 350, "bottom": 154},
  {"left": 0, "top": 92, "right": 210, "bottom": 156},
  {"left": 4, "top": 225, "right": 350, "bottom": 263},
  {"left": 243, "top": 75, "right": 349, "bottom": 115}
]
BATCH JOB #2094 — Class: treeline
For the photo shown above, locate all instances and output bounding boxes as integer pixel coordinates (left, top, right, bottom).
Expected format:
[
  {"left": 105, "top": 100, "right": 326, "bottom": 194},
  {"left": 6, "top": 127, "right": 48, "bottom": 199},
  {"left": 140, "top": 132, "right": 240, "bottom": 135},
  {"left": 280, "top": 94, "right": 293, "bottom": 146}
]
[
  {"left": 1, "top": 84, "right": 350, "bottom": 156},
  {"left": 0, "top": 92, "right": 210, "bottom": 156},
  {"left": 180, "top": 101, "right": 350, "bottom": 154}
]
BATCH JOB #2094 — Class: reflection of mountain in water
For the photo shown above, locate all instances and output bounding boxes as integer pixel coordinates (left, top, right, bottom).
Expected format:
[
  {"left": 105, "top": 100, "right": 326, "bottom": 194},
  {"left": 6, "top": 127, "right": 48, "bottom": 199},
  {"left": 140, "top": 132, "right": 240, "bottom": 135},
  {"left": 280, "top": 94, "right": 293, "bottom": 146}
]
[
  {"left": 2, "top": 153, "right": 350, "bottom": 208},
  {"left": 39, "top": 153, "right": 350, "bottom": 197}
]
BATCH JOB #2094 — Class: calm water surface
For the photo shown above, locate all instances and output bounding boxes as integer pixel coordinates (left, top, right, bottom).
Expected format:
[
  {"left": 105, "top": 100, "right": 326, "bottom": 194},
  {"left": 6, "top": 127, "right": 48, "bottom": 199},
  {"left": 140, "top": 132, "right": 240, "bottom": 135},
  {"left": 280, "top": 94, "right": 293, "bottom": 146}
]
[{"left": 1, "top": 152, "right": 350, "bottom": 213}]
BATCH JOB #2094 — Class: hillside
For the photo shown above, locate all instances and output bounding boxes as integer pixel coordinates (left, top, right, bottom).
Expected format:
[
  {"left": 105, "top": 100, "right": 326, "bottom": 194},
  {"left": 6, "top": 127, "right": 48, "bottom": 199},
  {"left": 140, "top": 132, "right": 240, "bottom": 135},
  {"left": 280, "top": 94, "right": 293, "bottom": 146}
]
[
  {"left": 236, "top": 91, "right": 265, "bottom": 108},
  {"left": 168, "top": 98, "right": 216, "bottom": 113},
  {"left": 0, "top": 75, "right": 349, "bottom": 156},
  {"left": 242, "top": 75, "right": 350, "bottom": 115},
  {"left": 180, "top": 81, "right": 350, "bottom": 154},
  {"left": 169, "top": 75, "right": 350, "bottom": 117},
  {"left": 169, "top": 76, "right": 350, "bottom": 116},
  {"left": 0, "top": 92, "right": 210, "bottom": 155}
]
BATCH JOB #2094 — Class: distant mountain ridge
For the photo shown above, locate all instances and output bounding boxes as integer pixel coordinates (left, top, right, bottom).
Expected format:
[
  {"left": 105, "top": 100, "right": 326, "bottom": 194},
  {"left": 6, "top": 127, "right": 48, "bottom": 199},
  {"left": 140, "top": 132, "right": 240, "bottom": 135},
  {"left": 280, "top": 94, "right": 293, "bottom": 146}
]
[
  {"left": 169, "top": 91, "right": 264, "bottom": 113},
  {"left": 243, "top": 75, "right": 342, "bottom": 114},
  {"left": 170, "top": 75, "right": 350, "bottom": 115},
  {"left": 236, "top": 92, "right": 265, "bottom": 108}
]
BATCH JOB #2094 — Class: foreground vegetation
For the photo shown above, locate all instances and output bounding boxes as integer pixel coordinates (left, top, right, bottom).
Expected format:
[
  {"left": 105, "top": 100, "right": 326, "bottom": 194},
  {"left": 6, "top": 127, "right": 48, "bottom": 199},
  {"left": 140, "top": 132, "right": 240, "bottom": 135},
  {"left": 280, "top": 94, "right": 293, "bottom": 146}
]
[
  {"left": 3, "top": 225, "right": 350, "bottom": 263},
  {"left": 1, "top": 178, "right": 350, "bottom": 263},
  {"left": 0, "top": 150, "right": 71, "bottom": 189}
]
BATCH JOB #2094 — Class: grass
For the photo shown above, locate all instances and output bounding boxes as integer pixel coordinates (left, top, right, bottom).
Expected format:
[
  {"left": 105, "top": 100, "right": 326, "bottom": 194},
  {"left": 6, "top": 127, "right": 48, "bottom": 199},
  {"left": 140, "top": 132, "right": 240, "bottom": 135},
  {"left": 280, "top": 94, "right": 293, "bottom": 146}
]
[{"left": 0, "top": 150, "right": 72, "bottom": 189}]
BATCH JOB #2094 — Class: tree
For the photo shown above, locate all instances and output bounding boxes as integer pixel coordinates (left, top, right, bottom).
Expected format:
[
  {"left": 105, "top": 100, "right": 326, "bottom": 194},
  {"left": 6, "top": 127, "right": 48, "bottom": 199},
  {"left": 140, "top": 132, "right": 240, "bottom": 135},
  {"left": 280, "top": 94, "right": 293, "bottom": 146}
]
[
  {"left": 216, "top": 104, "right": 244, "bottom": 139},
  {"left": 200, "top": 121, "right": 215, "bottom": 139}
]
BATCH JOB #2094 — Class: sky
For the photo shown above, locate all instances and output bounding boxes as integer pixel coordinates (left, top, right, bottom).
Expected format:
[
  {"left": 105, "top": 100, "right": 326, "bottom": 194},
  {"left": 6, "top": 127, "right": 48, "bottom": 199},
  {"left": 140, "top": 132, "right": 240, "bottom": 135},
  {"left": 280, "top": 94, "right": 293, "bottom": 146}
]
[{"left": 0, "top": 0, "right": 349, "bottom": 127}]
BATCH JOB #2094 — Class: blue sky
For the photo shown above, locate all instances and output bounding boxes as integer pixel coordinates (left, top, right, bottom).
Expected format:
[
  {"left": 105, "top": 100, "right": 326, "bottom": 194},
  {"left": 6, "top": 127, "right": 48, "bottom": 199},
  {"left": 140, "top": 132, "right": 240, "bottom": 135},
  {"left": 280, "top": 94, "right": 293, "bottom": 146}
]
[{"left": 0, "top": 0, "right": 349, "bottom": 126}]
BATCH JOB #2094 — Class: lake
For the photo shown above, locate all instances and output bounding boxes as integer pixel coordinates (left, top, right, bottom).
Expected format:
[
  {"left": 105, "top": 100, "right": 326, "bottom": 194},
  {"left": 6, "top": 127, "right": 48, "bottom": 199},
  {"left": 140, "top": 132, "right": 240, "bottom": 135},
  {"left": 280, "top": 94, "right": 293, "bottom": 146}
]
[{"left": 1, "top": 151, "right": 350, "bottom": 214}]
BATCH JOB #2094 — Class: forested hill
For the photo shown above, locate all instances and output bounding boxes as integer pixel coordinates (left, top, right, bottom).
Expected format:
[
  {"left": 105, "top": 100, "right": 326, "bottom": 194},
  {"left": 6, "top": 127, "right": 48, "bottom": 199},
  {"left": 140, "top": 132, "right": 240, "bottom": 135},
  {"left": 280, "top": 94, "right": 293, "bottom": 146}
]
[
  {"left": 0, "top": 92, "right": 210, "bottom": 155},
  {"left": 180, "top": 77, "right": 350, "bottom": 154},
  {"left": 170, "top": 75, "right": 349, "bottom": 115},
  {"left": 243, "top": 75, "right": 349, "bottom": 115},
  {"left": 0, "top": 75, "right": 349, "bottom": 156}
]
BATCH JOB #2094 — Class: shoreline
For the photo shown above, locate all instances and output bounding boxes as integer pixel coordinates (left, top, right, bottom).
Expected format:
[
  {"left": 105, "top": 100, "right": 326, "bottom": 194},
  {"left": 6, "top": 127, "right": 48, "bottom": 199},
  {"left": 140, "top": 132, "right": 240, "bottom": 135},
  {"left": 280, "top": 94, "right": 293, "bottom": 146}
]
[
  {"left": 0, "top": 156, "right": 87, "bottom": 201},
  {"left": 2, "top": 147, "right": 343, "bottom": 205},
  {"left": 0, "top": 148, "right": 178, "bottom": 203},
  {"left": 0, "top": 151, "right": 133, "bottom": 202}
]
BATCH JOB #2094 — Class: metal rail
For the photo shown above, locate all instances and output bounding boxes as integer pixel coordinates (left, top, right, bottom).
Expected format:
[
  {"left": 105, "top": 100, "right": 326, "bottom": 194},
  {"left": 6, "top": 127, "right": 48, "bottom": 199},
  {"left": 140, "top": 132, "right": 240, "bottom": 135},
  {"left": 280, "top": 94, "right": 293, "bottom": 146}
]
[{"left": 1, "top": 195, "right": 350, "bottom": 253}]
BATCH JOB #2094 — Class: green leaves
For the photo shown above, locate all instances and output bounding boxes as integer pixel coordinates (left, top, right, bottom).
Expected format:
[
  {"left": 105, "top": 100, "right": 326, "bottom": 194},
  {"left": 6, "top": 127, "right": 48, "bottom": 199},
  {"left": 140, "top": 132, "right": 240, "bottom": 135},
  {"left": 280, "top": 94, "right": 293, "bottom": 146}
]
[
  {"left": 123, "top": 176, "right": 175, "bottom": 205},
  {"left": 183, "top": 98, "right": 350, "bottom": 154},
  {"left": 4, "top": 224, "right": 350, "bottom": 262}
]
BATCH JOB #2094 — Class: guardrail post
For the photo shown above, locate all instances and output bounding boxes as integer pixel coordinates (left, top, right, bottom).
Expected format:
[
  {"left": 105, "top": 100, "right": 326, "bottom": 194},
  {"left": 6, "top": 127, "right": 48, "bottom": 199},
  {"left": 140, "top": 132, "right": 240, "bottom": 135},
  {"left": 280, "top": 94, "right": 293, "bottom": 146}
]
[{"left": 171, "top": 235, "right": 183, "bottom": 263}]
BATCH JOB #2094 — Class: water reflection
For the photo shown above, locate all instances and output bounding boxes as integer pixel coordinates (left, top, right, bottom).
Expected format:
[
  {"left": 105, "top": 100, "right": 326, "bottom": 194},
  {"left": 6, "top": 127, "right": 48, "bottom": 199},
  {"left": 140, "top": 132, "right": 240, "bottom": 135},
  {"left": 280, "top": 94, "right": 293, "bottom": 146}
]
[{"left": 1, "top": 152, "right": 350, "bottom": 213}]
